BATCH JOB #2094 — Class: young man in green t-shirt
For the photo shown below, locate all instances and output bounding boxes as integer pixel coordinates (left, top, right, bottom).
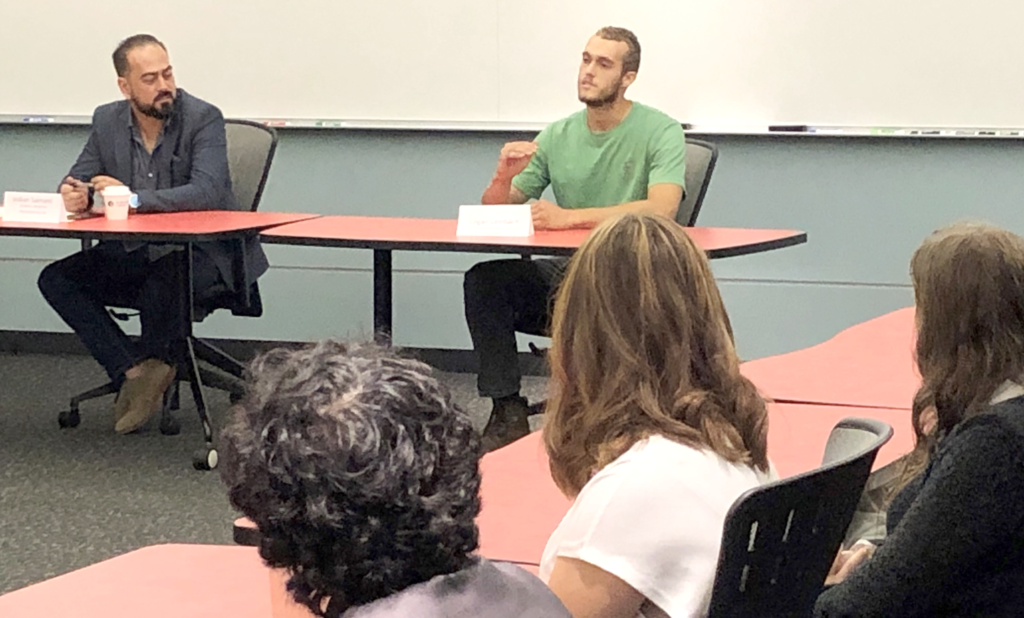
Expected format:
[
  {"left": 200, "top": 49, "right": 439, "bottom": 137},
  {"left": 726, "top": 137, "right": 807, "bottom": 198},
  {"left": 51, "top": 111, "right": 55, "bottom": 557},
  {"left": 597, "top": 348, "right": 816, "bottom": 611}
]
[{"left": 464, "top": 27, "right": 687, "bottom": 451}]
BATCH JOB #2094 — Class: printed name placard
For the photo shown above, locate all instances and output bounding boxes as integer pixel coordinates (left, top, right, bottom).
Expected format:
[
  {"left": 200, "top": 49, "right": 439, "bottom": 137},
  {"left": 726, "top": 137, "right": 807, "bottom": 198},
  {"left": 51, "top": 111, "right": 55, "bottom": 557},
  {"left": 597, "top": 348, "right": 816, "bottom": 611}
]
[
  {"left": 2, "top": 192, "right": 71, "bottom": 223},
  {"left": 456, "top": 204, "right": 534, "bottom": 237}
]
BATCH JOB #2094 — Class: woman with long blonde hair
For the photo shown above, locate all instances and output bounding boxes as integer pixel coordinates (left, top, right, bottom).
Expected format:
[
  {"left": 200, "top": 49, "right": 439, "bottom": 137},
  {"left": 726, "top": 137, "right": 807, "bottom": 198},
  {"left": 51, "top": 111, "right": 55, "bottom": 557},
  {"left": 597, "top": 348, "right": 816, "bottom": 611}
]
[
  {"left": 539, "top": 213, "right": 774, "bottom": 618},
  {"left": 816, "top": 223, "right": 1024, "bottom": 617}
]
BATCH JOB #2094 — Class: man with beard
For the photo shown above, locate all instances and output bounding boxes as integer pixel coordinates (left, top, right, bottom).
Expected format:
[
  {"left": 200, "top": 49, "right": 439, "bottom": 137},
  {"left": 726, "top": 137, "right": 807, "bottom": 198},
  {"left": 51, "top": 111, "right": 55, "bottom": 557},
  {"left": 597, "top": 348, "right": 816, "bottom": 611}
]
[
  {"left": 38, "top": 34, "right": 268, "bottom": 434},
  {"left": 464, "top": 27, "right": 687, "bottom": 451}
]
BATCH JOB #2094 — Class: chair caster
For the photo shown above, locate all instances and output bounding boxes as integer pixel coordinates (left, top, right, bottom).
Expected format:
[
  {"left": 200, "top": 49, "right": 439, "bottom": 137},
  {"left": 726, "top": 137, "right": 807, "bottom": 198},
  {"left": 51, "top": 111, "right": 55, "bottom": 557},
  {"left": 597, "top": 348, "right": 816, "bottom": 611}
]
[
  {"left": 193, "top": 447, "right": 219, "bottom": 471},
  {"left": 159, "top": 415, "right": 181, "bottom": 436},
  {"left": 58, "top": 410, "right": 81, "bottom": 429}
]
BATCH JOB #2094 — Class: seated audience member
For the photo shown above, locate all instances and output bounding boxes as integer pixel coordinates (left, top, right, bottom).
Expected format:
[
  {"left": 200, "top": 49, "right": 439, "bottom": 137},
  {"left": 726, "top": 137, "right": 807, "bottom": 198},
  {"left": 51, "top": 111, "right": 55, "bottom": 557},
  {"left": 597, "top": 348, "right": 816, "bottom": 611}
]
[
  {"left": 815, "top": 223, "right": 1024, "bottom": 617},
  {"left": 220, "top": 341, "right": 571, "bottom": 618},
  {"left": 539, "top": 214, "right": 775, "bottom": 618}
]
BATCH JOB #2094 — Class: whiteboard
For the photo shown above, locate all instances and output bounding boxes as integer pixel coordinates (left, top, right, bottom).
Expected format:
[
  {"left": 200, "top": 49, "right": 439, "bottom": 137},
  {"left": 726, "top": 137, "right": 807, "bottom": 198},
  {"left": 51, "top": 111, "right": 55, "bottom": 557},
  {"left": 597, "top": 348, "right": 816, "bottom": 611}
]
[
  {"left": 0, "top": 0, "right": 499, "bottom": 121},
  {"left": 2, "top": 0, "right": 1023, "bottom": 128}
]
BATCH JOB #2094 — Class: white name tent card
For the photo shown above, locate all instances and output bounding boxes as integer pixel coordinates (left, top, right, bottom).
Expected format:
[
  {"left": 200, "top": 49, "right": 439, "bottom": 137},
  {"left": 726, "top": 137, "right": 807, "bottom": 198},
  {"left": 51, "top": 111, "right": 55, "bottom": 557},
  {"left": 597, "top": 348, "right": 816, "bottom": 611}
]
[
  {"left": 2, "top": 191, "right": 73, "bottom": 223},
  {"left": 456, "top": 204, "right": 534, "bottom": 237}
]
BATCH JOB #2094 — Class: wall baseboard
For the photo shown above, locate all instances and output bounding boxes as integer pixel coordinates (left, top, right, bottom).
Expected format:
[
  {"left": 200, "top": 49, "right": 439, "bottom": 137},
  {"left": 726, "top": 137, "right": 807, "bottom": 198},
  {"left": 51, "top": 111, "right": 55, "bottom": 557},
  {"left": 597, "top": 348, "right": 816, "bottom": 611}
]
[{"left": 0, "top": 330, "right": 549, "bottom": 377}]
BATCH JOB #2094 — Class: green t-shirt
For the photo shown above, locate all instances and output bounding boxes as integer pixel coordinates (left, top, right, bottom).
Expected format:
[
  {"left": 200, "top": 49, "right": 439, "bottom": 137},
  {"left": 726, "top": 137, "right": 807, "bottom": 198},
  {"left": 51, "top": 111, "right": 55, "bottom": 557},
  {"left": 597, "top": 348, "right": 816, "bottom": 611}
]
[{"left": 512, "top": 102, "right": 686, "bottom": 209}]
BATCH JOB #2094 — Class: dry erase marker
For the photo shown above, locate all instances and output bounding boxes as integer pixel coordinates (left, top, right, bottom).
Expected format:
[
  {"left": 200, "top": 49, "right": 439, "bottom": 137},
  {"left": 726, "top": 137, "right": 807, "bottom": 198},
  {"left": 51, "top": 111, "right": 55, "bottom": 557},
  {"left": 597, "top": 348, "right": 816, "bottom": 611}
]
[{"left": 23, "top": 116, "right": 54, "bottom": 123}]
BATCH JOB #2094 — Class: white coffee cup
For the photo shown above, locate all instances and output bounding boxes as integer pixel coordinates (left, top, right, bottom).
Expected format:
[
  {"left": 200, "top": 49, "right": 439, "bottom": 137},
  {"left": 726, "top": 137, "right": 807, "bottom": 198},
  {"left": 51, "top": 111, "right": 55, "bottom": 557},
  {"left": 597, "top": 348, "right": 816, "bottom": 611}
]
[{"left": 102, "top": 186, "right": 131, "bottom": 220}]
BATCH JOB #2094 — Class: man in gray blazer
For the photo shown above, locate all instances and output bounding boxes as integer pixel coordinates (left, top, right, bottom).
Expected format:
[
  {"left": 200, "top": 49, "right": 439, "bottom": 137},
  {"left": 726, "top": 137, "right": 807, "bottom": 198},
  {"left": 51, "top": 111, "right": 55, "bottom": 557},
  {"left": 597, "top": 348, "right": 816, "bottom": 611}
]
[{"left": 37, "top": 34, "right": 269, "bottom": 434}]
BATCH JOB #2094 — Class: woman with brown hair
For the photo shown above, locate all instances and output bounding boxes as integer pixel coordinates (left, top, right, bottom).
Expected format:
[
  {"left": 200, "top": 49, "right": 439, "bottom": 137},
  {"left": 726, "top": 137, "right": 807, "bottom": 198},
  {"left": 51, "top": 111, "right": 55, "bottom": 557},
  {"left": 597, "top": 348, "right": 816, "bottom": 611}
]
[
  {"left": 538, "top": 213, "right": 775, "bottom": 618},
  {"left": 816, "top": 222, "right": 1024, "bottom": 617}
]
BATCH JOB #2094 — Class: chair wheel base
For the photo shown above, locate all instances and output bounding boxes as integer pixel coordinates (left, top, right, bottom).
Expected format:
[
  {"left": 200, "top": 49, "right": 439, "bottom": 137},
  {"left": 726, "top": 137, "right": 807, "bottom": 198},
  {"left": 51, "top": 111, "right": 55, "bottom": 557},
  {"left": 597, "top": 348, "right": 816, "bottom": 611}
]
[
  {"left": 58, "top": 410, "right": 81, "bottom": 429},
  {"left": 159, "top": 415, "right": 181, "bottom": 436},
  {"left": 193, "top": 448, "right": 219, "bottom": 471}
]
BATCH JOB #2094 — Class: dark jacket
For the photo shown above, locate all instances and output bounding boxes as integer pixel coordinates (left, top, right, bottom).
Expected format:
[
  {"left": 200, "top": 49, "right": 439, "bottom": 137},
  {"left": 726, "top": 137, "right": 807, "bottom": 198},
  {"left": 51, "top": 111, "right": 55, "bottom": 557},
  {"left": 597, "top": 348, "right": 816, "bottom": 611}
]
[
  {"left": 815, "top": 395, "right": 1024, "bottom": 617},
  {"left": 66, "top": 89, "right": 269, "bottom": 290}
]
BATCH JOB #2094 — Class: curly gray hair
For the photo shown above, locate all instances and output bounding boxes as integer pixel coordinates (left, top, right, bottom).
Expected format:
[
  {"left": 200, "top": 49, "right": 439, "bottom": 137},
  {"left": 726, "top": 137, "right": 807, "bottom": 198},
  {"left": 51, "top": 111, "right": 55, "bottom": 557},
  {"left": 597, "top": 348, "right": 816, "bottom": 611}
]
[{"left": 220, "top": 341, "right": 482, "bottom": 616}]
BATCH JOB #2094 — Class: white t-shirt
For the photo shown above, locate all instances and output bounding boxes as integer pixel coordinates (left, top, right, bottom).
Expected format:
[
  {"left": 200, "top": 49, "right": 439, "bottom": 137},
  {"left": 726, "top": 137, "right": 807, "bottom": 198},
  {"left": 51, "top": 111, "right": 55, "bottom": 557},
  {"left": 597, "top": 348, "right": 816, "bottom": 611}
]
[{"left": 539, "top": 434, "right": 776, "bottom": 618}]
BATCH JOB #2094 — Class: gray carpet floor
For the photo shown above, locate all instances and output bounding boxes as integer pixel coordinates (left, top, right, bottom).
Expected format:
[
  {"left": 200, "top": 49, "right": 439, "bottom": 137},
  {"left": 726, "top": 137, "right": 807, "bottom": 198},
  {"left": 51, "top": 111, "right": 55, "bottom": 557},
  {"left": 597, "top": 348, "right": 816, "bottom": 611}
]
[{"left": 0, "top": 351, "right": 548, "bottom": 595}]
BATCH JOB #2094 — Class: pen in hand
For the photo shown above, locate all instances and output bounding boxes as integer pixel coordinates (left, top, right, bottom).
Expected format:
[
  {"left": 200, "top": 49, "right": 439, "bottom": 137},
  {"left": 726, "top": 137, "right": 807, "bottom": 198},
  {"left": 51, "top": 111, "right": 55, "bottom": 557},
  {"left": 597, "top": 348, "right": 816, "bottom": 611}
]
[
  {"left": 63, "top": 177, "right": 95, "bottom": 190},
  {"left": 60, "top": 177, "right": 93, "bottom": 213}
]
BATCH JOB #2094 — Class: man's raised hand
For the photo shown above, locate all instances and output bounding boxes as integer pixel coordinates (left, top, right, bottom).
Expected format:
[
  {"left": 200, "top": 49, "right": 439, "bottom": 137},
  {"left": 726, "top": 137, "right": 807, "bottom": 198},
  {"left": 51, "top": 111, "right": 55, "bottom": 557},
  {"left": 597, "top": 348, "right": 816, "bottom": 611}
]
[{"left": 495, "top": 141, "right": 538, "bottom": 180}]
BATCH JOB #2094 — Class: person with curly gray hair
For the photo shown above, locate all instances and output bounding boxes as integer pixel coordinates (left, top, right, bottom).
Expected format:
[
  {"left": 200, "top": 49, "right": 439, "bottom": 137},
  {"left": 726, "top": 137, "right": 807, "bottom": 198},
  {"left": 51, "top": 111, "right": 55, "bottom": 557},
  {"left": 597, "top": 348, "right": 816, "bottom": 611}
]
[{"left": 220, "top": 341, "right": 569, "bottom": 618}]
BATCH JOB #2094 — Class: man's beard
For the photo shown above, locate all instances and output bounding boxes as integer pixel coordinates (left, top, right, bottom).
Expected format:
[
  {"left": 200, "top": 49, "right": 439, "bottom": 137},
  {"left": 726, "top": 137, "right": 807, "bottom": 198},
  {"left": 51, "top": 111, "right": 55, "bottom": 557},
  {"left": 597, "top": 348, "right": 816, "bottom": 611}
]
[
  {"left": 579, "top": 79, "right": 621, "bottom": 108},
  {"left": 132, "top": 92, "right": 176, "bottom": 120}
]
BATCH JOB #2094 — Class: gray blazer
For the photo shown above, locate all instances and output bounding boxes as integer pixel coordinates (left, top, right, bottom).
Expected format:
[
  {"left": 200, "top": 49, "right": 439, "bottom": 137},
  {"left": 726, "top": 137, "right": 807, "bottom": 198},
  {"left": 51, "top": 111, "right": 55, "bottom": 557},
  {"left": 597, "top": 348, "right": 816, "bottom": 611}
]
[{"left": 66, "top": 89, "right": 269, "bottom": 292}]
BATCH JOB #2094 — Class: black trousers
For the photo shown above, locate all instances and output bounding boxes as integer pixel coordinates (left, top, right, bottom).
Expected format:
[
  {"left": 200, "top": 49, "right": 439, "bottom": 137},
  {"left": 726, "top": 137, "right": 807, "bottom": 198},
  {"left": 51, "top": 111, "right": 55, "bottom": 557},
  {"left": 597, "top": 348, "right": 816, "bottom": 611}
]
[
  {"left": 463, "top": 257, "right": 568, "bottom": 398},
  {"left": 37, "top": 241, "right": 223, "bottom": 385}
]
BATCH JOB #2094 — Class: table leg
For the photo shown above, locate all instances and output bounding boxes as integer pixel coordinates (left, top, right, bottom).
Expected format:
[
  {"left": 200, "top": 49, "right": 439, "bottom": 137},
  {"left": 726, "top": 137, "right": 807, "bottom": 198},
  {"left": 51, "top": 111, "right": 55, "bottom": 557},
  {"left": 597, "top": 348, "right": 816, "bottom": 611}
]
[
  {"left": 373, "top": 249, "right": 393, "bottom": 340},
  {"left": 183, "top": 336, "right": 210, "bottom": 444},
  {"left": 178, "top": 244, "right": 217, "bottom": 470},
  {"left": 184, "top": 243, "right": 196, "bottom": 329}
]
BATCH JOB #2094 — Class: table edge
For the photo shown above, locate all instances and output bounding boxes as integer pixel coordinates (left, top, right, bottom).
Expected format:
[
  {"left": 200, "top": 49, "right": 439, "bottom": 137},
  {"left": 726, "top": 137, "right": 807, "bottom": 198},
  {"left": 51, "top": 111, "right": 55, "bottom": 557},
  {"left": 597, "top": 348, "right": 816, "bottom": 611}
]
[{"left": 704, "top": 231, "right": 808, "bottom": 259}]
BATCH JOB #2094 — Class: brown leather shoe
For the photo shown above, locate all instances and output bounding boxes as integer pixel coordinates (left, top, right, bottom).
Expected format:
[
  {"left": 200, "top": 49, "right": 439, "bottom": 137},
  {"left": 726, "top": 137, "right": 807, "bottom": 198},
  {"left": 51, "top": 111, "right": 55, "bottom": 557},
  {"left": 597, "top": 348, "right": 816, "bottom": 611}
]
[
  {"left": 113, "top": 386, "right": 131, "bottom": 424},
  {"left": 480, "top": 395, "right": 532, "bottom": 452},
  {"left": 114, "top": 359, "right": 175, "bottom": 434}
]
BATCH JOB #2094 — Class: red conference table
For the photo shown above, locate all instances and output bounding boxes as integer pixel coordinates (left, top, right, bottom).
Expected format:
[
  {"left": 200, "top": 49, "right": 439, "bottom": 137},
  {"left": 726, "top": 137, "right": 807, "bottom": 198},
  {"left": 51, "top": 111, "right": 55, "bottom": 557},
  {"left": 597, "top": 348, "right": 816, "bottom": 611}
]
[
  {"left": 475, "top": 402, "right": 913, "bottom": 566},
  {"left": 0, "top": 544, "right": 273, "bottom": 618},
  {"left": 741, "top": 307, "right": 919, "bottom": 410},
  {"left": 0, "top": 210, "right": 319, "bottom": 467},
  {"left": 0, "top": 543, "right": 541, "bottom": 617},
  {"left": 261, "top": 216, "right": 808, "bottom": 335},
  {"left": 0, "top": 209, "right": 318, "bottom": 243}
]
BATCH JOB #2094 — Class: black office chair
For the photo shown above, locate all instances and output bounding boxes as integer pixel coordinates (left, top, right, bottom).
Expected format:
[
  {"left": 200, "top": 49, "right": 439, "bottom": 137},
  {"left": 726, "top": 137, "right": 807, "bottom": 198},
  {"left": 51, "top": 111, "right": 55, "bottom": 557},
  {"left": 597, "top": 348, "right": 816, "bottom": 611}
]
[
  {"left": 58, "top": 119, "right": 278, "bottom": 470},
  {"left": 161, "top": 118, "right": 279, "bottom": 429},
  {"left": 175, "top": 119, "right": 279, "bottom": 390},
  {"left": 676, "top": 138, "right": 718, "bottom": 226},
  {"left": 706, "top": 417, "right": 893, "bottom": 618}
]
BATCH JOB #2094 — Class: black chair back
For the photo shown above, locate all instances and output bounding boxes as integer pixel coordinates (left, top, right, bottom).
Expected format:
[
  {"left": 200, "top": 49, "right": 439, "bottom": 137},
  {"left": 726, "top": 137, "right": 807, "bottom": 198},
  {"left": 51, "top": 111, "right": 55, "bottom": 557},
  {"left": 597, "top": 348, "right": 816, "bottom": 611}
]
[
  {"left": 676, "top": 138, "right": 718, "bottom": 226},
  {"left": 225, "top": 119, "right": 278, "bottom": 212},
  {"left": 706, "top": 417, "right": 892, "bottom": 618},
  {"left": 199, "top": 119, "right": 279, "bottom": 319}
]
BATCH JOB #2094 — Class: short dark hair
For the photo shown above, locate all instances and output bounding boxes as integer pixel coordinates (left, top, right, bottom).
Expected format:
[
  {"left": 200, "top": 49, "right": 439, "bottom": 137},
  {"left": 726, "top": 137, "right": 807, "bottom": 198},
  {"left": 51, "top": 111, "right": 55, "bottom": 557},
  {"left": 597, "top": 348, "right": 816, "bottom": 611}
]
[
  {"left": 220, "top": 341, "right": 482, "bottom": 616},
  {"left": 112, "top": 34, "right": 166, "bottom": 77},
  {"left": 596, "top": 26, "right": 641, "bottom": 74}
]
